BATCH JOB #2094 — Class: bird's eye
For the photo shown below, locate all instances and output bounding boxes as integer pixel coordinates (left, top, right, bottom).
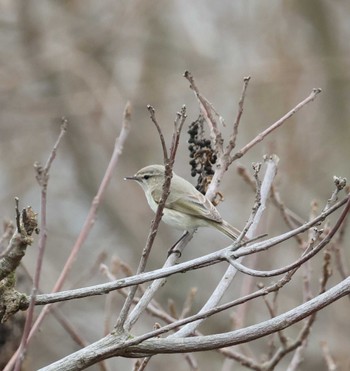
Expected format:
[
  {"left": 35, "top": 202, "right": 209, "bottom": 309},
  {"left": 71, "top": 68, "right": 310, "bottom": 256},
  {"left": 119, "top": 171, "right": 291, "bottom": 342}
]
[{"left": 143, "top": 175, "right": 150, "bottom": 180}]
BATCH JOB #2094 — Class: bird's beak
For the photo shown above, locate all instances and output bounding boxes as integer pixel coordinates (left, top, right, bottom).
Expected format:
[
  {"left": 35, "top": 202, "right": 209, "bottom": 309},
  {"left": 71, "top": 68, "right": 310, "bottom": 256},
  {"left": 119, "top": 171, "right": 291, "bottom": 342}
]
[{"left": 124, "top": 175, "right": 138, "bottom": 181}]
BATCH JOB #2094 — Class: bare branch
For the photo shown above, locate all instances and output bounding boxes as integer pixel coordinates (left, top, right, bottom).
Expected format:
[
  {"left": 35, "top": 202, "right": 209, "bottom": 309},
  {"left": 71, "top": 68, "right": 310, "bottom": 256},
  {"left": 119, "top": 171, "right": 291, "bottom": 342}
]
[
  {"left": 117, "top": 105, "right": 186, "bottom": 332},
  {"left": 227, "top": 76, "right": 251, "bottom": 152},
  {"left": 172, "top": 156, "right": 277, "bottom": 337},
  {"left": 320, "top": 341, "right": 338, "bottom": 371},
  {"left": 37, "top": 276, "right": 350, "bottom": 370},
  {"left": 226, "top": 214, "right": 344, "bottom": 278},
  {"left": 230, "top": 88, "right": 322, "bottom": 163},
  {"left": 29, "top": 195, "right": 348, "bottom": 307},
  {"left": 184, "top": 71, "right": 224, "bottom": 154},
  {"left": 4, "top": 70, "right": 345, "bottom": 371},
  {"left": 15, "top": 119, "right": 67, "bottom": 371},
  {"left": 123, "top": 231, "right": 195, "bottom": 331},
  {"left": 147, "top": 105, "right": 168, "bottom": 160},
  {"left": 4, "top": 102, "right": 132, "bottom": 371},
  {"left": 0, "top": 205, "right": 38, "bottom": 283}
]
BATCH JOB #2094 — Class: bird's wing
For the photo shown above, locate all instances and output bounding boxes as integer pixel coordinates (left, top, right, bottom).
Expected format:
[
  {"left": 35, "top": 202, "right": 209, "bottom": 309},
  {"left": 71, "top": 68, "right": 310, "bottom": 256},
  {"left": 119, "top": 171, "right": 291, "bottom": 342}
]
[{"left": 152, "top": 188, "right": 222, "bottom": 223}]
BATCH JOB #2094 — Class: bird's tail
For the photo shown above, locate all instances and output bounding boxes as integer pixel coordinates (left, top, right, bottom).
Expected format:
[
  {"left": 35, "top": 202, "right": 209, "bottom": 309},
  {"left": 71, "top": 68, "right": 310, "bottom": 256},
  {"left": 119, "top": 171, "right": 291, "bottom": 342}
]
[{"left": 214, "top": 219, "right": 241, "bottom": 240}]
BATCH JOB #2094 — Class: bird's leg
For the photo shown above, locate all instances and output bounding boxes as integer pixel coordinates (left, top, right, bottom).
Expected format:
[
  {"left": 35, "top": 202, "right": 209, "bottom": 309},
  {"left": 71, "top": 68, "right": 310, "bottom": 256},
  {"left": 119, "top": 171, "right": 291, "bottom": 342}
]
[{"left": 167, "top": 231, "right": 190, "bottom": 257}]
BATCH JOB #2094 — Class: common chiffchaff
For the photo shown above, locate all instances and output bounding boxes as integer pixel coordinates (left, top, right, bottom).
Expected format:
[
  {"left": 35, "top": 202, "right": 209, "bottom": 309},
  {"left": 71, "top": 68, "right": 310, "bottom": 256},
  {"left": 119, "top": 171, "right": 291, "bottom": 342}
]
[{"left": 125, "top": 164, "right": 240, "bottom": 240}]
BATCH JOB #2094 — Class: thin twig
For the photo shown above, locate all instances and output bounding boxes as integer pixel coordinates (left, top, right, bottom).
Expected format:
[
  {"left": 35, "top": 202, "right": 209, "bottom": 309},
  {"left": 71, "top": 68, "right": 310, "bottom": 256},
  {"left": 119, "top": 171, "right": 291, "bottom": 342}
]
[
  {"left": 17, "top": 263, "right": 92, "bottom": 349},
  {"left": 134, "top": 356, "right": 151, "bottom": 371},
  {"left": 184, "top": 71, "right": 224, "bottom": 155},
  {"left": 230, "top": 88, "right": 322, "bottom": 163},
  {"left": 320, "top": 341, "right": 338, "bottom": 371},
  {"left": 173, "top": 157, "right": 278, "bottom": 338},
  {"left": 39, "top": 277, "right": 350, "bottom": 370},
  {"left": 227, "top": 194, "right": 350, "bottom": 277},
  {"left": 14, "top": 119, "right": 67, "bottom": 371},
  {"left": 262, "top": 294, "right": 288, "bottom": 349},
  {"left": 270, "top": 185, "right": 305, "bottom": 244},
  {"left": 237, "top": 165, "right": 305, "bottom": 230},
  {"left": 123, "top": 231, "right": 194, "bottom": 331},
  {"left": 116, "top": 105, "right": 186, "bottom": 332},
  {"left": 147, "top": 105, "right": 168, "bottom": 160},
  {"left": 32, "top": 208, "right": 345, "bottom": 369},
  {"left": 207, "top": 87, "right": 321, "bottom": 204},
  {"left": 271, "top": 252, "right": 333, "bottom": 371},
  {"left": 179, "top": 287, "right": 197, "bottom": 319},
  {"left": 5, "top": 103, "right": 131, "bottom": 371},
  {"left": 29, "top": 196, "right": 348, "bottom": 307},
  {"left": 227, "top": 76, "right": 251, "bottom": 152},
  {"left": 234, "top": 162, "right": 263, "bottom": 244},
  {"left": 0, "top": 206, "right": 37, "bottom": 282},
  {"left": 100, "top": 263, "right": 178, "bottom": 327},
  {"left": 219, "top": 347, "right": 261, "bottom": 371}
]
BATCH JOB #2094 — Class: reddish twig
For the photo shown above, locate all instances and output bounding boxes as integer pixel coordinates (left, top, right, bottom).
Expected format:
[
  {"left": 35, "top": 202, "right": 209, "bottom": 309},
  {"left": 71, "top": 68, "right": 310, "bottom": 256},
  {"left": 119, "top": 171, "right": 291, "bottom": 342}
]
[
  {"left": 5, "top": 103, "right": 131, "bottom": 371},
  {"left": 184, "top": 71, "right": 224, "bottom": 155},
  {"left": 230, "top": 88, "right": 322, "bottom": 163},
  {"left": 116, "top": 105, "right": 186, "bottom": 332},
  {"left": 320, "top": 341, "right": 338, "bottom": 371},
  {"left": 14, "top": 119, "right": 67, "bottom": 371},
  {"left": 227, "top": 76, "right": 251, "bottom": 153}
]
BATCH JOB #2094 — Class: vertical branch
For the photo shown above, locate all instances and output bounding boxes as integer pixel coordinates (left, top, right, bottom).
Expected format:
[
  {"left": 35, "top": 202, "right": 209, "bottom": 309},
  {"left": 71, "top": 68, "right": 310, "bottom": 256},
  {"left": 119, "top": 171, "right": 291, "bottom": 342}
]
[
  {"left": 147, "top": 105, "right": 168, "bottom": 161},
  {"left": 49, "top": 102, "right": 130, "bottom": 287},
  {"left": 6, "top": 103, "right": 132, "bottom": 371},
  {"left": 172, "top": 156, "right": 278, "bottom": 338},
  {"left": 206, "top": 88, "right": 321, "bottom": 202},
  {"left": 330, "top": 211, "right": 349, "bottom": 299},
  {"left": 184, "top": 71, "right": 224, "bottom": 155},
  {"left": 230, "top": 88, "right": 322, "bottom": 163},
  {"left": 248, "top": 155, "right": 279, "bottom": 236},
  {"left": 14, "top": 119, "right": 67, "bottom": 371},
  {"left": 116, "top": 105, "right": 186, "bottom": 332},
  {"left": 227, "top": 76, "right": 251, "bottom": 152},
  {"left": 124, "top": 230, "right": 194, "bottom": 331},
  {"left": 320, "top": 341, "right": 338, "bottom": 371},
  {"left": 169, "top": 105, "right": 187, "bottom": 161}
]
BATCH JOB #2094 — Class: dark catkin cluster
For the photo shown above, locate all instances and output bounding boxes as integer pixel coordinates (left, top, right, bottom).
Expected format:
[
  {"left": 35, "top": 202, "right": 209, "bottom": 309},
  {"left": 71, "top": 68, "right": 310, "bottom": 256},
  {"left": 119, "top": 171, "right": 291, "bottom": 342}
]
[{"left": 188, "top": 115, "right": 217, "bottom": 194}]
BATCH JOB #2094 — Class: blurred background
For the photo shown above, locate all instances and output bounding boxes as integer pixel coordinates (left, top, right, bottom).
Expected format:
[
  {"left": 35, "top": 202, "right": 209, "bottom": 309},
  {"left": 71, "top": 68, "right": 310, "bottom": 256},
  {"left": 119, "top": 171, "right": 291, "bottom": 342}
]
[{"left": 0, "top": 1, "right": 349, "bottom": 370}]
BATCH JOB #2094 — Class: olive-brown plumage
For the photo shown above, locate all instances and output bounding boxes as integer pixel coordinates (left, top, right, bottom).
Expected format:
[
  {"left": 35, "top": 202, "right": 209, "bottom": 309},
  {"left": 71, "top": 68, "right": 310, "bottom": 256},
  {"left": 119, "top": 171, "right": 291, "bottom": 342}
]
[{"left": 125, "top": 165, "right": 240, "bottom": 240}]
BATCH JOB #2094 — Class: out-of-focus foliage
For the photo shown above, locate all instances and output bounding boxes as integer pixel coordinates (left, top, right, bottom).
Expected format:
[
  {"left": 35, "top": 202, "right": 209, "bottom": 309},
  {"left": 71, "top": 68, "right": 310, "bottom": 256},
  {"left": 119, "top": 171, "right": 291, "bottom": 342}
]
[{"left": 0, "top": 1, "right": 349, "bottom": 370}]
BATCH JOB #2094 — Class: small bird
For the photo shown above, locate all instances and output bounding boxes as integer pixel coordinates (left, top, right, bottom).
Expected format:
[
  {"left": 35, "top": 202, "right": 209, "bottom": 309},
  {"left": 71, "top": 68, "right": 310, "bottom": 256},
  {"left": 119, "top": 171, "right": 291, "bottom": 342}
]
[{"left": 125, "top": 164, "right": 240, "bottom": 240}]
